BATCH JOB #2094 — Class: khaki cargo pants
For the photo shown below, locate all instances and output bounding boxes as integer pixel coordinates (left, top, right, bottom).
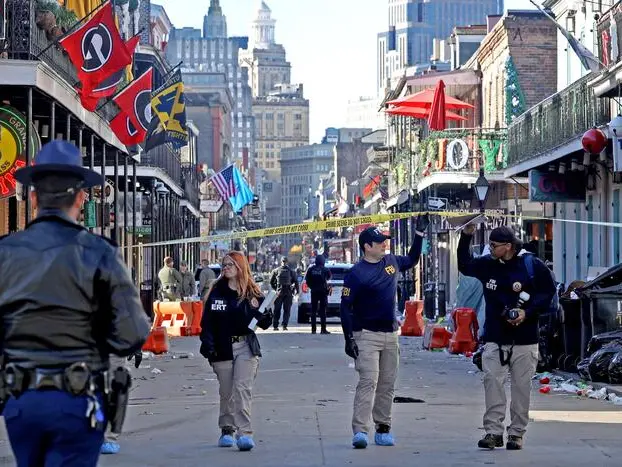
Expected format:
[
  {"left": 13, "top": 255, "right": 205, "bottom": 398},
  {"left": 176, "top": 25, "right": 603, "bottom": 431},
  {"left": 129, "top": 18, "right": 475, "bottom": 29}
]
[
  {"left": 482, "top": 343, "right": 539, "bottom": 437},
  {"left": 212, "top": 341, "right": 260, "bottom": 436},
  {"left": 352, "top": 329, "right": 399, "bottom": 434}
]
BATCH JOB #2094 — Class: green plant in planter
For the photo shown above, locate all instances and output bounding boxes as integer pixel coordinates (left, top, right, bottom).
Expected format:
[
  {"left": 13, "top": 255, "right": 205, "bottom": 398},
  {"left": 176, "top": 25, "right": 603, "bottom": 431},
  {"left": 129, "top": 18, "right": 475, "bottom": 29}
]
[{"left": 36, "top": 1, "right": 79, "bottom": 30}]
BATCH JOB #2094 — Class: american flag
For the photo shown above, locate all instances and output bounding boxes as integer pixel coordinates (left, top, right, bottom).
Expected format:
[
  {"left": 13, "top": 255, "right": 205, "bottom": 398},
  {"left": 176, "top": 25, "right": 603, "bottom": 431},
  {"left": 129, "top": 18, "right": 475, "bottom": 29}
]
[{"left": 210, "top": 164, "right": 236, "bottom": 200}]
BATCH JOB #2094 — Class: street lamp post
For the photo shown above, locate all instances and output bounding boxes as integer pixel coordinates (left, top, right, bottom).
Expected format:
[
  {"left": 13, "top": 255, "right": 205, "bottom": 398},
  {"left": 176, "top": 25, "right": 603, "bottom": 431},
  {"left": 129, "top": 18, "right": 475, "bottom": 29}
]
[{"left": 473, "top": 167, "right": 490, "bottom": 254}]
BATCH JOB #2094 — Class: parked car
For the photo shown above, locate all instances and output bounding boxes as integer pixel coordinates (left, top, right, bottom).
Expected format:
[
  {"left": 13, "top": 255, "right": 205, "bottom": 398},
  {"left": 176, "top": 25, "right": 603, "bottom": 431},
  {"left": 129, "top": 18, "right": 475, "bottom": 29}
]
[{"left": 297, "top": 261, "right": 353, "bottom": 323}]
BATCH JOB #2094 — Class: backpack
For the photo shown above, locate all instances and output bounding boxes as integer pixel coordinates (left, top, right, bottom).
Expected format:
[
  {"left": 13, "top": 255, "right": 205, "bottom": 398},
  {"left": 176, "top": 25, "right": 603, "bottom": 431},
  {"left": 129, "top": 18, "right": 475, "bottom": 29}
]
[
  {"left": 277, "top": 266, "right": 293, "bottom": 288},
  {"left": 523, "top": 254, "right": 559, "bottom": 315}
]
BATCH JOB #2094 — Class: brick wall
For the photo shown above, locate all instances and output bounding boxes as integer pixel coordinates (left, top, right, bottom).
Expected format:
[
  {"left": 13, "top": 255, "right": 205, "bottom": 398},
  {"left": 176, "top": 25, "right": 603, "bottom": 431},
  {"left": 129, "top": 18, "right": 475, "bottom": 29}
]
[{"left": 476, "top": 13, "right": 557, "bottom": 129}]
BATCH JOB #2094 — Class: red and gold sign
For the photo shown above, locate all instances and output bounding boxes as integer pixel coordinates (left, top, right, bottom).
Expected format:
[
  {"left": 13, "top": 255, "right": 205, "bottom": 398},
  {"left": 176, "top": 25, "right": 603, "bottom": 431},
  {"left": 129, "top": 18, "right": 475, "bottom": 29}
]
[{"left": 0, "top": 106, "right": 41, "bottom": 199}]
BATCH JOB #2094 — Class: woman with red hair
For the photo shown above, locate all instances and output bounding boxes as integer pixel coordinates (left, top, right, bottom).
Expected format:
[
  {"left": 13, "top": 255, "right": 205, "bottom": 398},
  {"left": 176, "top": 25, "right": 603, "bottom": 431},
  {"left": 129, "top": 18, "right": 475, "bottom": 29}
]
[{"left": 199, "top": 251, "right": 272, "bottom": 451}]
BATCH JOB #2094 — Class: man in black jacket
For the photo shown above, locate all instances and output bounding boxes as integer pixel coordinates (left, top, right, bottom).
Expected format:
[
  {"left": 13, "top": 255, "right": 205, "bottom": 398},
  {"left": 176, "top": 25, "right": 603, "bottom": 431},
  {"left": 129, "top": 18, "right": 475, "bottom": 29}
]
[
  {"left": 305, "top": 254, "right": 332, "bottom": 334},
  {"left": 0, "top": 141, "right": 151, "bottom": 465},
  {"left": 458, "top": 225, "right": 556, "bottom": 451},
  {"left": 270, "top": 257, "right": 299, "bottom": 330}
]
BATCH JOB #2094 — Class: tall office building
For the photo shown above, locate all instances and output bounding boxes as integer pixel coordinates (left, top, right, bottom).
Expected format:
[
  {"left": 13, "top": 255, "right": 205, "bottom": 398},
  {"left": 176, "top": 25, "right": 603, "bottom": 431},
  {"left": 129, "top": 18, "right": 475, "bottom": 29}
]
[
  {"left": 377, "top": 0, "right": 504, "bottom": 96},
  {"left": 167, "top": 1, "right": 254, "bottom": 169}
]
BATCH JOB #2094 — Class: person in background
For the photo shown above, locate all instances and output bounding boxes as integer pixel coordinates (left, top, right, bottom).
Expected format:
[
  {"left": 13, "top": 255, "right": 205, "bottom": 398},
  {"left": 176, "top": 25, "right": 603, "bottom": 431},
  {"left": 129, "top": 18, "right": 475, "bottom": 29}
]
[
  {"left": 270, "top": 257, "right": 299, "bottom": 331},
  {"left": 199, "top": 258, "right": 217, "bottom": 301},
  {"left": 179, "top": 261, "right": 196, "bottom": 299},
  {"left": 158, "top": 257, "right": 183, "bottom": 301},
  {"left": 199, "top": 251, "right": 272, "bottom": 452},
  {"left": 340, "top": 215, "right": 429, "bottom": 449},
  {"left": 305, "top": 255, "right": 332, "bottom": 334},
  {"left": 458, "top": 225, "right": 556, "bottom": 451}
]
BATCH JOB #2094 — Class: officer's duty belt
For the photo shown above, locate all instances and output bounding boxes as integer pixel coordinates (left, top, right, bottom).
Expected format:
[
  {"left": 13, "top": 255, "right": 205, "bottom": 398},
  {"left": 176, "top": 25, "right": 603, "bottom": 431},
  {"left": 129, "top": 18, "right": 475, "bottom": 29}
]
[{"left": 4, "top": 363, "right": 105, "bottom": 397}]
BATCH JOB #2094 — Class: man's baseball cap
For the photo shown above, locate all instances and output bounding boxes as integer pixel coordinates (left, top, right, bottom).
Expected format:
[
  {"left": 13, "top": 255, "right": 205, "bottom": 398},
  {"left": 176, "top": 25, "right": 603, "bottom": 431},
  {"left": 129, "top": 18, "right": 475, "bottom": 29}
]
[
  {"left": 358, "top": 226, "right": 391, "bottom": 249},
  {"left": 489, "top": 226, "right": 519, "bottom": 244}
]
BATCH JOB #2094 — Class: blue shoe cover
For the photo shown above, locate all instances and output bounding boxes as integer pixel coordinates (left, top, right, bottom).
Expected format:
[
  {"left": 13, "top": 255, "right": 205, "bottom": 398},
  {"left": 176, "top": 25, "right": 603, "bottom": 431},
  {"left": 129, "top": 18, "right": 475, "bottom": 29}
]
[
  {"left": 374, "top": 432, "right": 395, "bottom": 446},
  {"left": 218, "top": 434, "right": 235, "bottom": 447},
  {"left": 100, "top": 441, "right": 120, "bottom": 455},
  {"left": 352, "top": 432, "right": 368, "bottom": 449},
  {"left": 237, "top": 435, "right": 255, "bottom": 451}
]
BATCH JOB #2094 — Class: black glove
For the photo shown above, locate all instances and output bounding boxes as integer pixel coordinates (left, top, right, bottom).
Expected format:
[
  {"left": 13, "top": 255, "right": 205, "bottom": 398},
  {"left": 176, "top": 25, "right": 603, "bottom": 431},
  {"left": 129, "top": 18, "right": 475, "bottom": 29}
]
[
  {"left": 415, "top": 214, "right": 430, "bottom": 233},
  {"left": 345, "top": 336, "right": 359, "bottom": 360},
  {"left": 200, "top": 343, "right": 217, "bottom": 360},
  {"left": 257, "top": 310, "right": 274, "bottom": 330}
]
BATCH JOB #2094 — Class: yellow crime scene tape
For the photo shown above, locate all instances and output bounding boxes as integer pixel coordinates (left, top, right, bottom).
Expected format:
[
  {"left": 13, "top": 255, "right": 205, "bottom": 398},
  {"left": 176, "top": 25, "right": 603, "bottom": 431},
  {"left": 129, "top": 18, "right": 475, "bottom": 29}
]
[{"left": 128, "top": 209, "right": 622, "bottom": 249}]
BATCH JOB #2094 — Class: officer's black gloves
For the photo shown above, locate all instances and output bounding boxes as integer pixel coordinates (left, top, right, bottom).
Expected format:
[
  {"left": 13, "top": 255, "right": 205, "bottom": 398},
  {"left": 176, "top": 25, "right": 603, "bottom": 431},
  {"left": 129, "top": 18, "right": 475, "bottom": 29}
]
[
  {"left": 257, "top": 310, "right": 274, "bottom": 330},
  {"left": 126, "top": 350, "right": 143, "bottom": 368},
  {"left": 415, "top": 214, "right": 430, "bottom": 233},
  {"left": 345, "top": 335, "right": 359, "bottom": 360}
]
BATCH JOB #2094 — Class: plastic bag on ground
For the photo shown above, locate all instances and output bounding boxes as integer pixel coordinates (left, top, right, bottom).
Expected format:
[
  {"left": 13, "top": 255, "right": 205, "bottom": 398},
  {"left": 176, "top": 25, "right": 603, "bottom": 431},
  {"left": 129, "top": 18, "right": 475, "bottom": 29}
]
[
  {"left": 586, "top": 330, "right": 622, "bottom": 356},
  {"left": 586, "top": 342, "right": 622, "bottom": 382},
  {"left": 607, "top": 351, "right": 622, "bottom": 384},
  {"left": 577, "top": 358, "right": 591, "bottom": 381}
]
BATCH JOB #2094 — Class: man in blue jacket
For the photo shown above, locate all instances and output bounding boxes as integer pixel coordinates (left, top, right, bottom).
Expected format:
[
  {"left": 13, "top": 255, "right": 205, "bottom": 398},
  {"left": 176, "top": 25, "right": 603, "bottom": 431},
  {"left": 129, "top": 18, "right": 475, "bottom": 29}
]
[
  {"left": 458, "top": 225, "right": 556, "bottom": 451},
  {"left": 340, "top": 215, "right": 429, "bottom": 449}
]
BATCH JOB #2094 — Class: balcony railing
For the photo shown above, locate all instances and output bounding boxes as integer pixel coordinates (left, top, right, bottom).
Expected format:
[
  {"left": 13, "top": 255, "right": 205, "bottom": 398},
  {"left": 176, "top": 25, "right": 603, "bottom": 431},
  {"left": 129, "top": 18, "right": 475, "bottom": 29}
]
[
  {"left": 141, "top": 145, "right": 182, "bottom": 186},
  {"left": 181, "top": 163, "right": 200, "bottom": 209},
  {"left": 507, "top": 73, "right": 610, "bottom": 168},
  {"left": 4, "top": 0, "right": 117, "bottom": 122}
]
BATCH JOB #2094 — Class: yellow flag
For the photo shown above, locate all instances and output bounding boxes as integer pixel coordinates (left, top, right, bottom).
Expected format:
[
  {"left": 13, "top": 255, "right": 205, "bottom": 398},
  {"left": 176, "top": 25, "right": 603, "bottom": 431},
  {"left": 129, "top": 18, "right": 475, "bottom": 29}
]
[{"left": 64, "top": 0, "right": 103, "bottom": 19}]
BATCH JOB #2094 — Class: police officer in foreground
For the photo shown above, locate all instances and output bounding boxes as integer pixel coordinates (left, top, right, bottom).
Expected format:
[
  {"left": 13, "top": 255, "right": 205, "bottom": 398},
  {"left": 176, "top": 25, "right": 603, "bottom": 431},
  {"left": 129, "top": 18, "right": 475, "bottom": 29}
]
[
  {"left": 458, "top": 225, "right": 555, "bottom": 451},
  {"left": 0, "top": 140, "right": 151, "bottom": 466},
  {"left": 340, "top": 215, "right": 429, "bottom": 449}
]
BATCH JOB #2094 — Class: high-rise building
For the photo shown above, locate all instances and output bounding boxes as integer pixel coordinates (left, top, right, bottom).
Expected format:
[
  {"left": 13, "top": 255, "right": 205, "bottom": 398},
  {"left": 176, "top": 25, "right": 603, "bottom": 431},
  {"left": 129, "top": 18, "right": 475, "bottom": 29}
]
[
  {"left": 377, "top": 0, "right": 504, "bottom": 96},
  {"left": 240, "top": 1, "right": 292, "bottom": 98},
  {"left": 167, "top": 1, "right": 254, "bottom": 171},
  {"left": 253, "top": 84, "right": 310, "bottom": 181}
]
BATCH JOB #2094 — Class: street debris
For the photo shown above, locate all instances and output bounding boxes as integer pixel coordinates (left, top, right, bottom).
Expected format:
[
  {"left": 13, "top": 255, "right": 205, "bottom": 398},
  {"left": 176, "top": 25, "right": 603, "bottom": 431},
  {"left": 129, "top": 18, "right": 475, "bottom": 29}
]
[
  {"left": 151, "top": 368, "right": 162, "bottom": 375},
  {"left": 534, "top": 372, "right": 622, "bottom": 405}
]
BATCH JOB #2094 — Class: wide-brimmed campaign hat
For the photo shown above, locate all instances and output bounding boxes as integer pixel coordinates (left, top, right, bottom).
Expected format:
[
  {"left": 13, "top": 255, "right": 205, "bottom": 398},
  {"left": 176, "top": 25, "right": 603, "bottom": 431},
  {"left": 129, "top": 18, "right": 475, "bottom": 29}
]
[{"left": 14, "top": 140, "right": 102, "bottom": 188}]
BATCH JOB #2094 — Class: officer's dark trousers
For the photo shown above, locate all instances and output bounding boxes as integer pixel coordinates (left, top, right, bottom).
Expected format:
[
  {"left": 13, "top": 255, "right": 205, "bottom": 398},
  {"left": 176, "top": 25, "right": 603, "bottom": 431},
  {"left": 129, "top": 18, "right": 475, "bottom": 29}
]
[
  {"left": 310, "top": 291, "right": 328, "bottom": 333},
  {"left": 4, "top": 390, "right": 104, "bottom": 467},
  {"left": 273, "top": 293, "right": 293, "bottom": 328}
]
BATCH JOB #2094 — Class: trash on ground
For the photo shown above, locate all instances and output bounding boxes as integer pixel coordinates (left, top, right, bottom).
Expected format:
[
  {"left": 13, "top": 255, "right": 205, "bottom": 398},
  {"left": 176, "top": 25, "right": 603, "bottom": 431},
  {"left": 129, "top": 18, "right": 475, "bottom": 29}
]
[{"left": 151, "top": 368, "right": 162, "bottom": 375}]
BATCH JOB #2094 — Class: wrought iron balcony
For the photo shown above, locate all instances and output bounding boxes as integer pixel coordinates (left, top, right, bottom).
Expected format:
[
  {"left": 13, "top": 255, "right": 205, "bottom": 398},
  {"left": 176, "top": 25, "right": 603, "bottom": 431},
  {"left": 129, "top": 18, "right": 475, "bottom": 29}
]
[
  {"left": 4, "top": 0, "right": 117, "bottom": 123},
  {"left": 507, "top": 73, "right": 610, "bottom": 168},
  {"left": 181, "top": 163, "right": 201, "bottom": 210},
  {"left": 141, "top": 145, "right": 182, "bottom": 187}
]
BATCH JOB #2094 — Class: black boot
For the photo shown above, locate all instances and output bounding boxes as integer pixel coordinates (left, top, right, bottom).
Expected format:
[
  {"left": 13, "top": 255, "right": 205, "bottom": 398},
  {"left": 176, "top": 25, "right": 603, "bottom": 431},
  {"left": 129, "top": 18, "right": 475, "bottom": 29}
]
[
  {"left": 477, "top": 434, "right": 504, "bottom": 449},
  {"left": 320, "top": 329, "right": 331, "bottom": 334},
  {"left": 506, "top": 435, "right": 523, "bottom": 450}
]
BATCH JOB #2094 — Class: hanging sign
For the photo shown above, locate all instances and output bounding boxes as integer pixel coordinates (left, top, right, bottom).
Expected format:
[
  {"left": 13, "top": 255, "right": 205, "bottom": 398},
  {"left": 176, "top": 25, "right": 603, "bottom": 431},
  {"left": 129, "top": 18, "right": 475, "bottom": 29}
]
[
  {"left": 528, "top": 170, "right": 586, "bottom": 203},
  {"left": 0, "top": 105, "right": 41, "bottom": 199},
  {"left": 446, "top": 138, "right": 469, "bottom": 170}
]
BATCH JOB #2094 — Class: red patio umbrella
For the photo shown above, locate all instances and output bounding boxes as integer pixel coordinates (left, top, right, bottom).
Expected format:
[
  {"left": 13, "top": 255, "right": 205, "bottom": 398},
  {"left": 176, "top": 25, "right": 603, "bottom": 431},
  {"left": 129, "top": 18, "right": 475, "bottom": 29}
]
[
  {"left": 387, "top": 87, "right": 474, "bottom": 110},
  {"left": 428, "top": 80, "right": 447, "bottom": 130},
  {"left": 386, "top": 105, "right": 467, "bottom": 121}
]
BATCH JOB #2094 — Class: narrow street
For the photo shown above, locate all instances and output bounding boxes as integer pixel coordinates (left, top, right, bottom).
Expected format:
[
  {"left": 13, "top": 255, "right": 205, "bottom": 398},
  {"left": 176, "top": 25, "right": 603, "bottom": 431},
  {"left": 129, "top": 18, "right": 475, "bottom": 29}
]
[{"left": 1, "top": 308, "right": 619, "bottom": 466}]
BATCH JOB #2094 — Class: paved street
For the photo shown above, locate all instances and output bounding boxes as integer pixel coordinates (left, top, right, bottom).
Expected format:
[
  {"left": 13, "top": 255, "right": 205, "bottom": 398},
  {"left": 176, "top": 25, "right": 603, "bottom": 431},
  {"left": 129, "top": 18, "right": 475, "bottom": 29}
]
[{"left": 0, "top": 311, "right": 621, "bottom": 466}]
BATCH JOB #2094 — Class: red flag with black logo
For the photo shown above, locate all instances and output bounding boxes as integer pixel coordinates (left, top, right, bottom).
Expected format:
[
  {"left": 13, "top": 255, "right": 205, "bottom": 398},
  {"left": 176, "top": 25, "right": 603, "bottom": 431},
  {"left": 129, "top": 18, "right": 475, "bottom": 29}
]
[
  {"left": 59, "top": 1, "right": 134, "bottom": 101},
  {"left": 77, "top": 35, "right": 140, "bottom": 112},
  {"left": 109, "top": 67, "right": 153, "bottom": 146}
]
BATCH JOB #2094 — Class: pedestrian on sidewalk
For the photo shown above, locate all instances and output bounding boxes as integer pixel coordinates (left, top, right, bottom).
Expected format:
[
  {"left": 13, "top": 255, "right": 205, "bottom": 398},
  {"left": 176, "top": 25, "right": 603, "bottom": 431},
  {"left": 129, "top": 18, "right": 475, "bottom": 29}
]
[
  {"left": 340, "top": 215, "right": 429, "bottom": 449},
  {"left": 270, "top": 257, "right": 299, "bottom": 330},
  {"left": 305, "top": 254, "right": 332, "bottom": 334},
  {"left": 179, "top": 261, "right": 196, "bottom": 299},
  {"left": 458, "top": 225, "right": 556, "bottom": 451},
  {"left": 199, "top": 251, "right": 273, "bottom": 451}
]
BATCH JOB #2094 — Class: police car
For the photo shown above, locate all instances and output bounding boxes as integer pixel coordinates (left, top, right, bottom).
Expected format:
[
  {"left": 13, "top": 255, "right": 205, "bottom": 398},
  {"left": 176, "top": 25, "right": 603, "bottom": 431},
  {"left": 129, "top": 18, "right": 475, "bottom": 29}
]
[{"left": 297, "top": 262, "right": 353, "bottom": 323}]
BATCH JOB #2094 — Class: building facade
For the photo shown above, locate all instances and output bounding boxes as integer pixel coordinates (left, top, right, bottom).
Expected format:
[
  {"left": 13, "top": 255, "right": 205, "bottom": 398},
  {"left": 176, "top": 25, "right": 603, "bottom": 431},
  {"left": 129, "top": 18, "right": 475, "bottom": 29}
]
[
  {"left": 253, "top": 84, "right": 310, "bottom": 180},
  {"left": 280, "top": 143, "right": 335, "bottom": 251},
  {"left": 239, "top": 1, "right": 292, "bottom": 98},
  {"left": 166, "top": 0, "right": 254, "bottom": 169},
  {"left": 377, "top": 0, "right": 504, "bottom": 96}
]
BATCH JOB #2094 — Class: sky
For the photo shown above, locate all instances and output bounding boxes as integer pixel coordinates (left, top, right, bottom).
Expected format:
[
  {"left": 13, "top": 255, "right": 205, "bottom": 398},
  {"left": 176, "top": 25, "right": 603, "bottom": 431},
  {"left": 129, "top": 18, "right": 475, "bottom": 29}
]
[{"left": 155, "top": 0, "right": 537, "bottom": 143}]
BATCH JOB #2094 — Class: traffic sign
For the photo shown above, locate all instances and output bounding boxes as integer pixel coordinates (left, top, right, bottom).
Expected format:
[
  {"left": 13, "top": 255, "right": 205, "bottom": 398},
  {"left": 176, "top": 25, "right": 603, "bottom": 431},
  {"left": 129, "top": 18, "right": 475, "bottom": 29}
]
[{"left": 428, "top": 197, "right": 448, "bottom": 210}]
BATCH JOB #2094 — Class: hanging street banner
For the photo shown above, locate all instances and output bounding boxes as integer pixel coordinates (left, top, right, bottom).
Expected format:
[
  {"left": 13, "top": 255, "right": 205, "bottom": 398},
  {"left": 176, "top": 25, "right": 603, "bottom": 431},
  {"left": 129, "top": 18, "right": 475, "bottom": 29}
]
[{"left": 0, "top": 105, "right": 41, "bottom": 199}]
